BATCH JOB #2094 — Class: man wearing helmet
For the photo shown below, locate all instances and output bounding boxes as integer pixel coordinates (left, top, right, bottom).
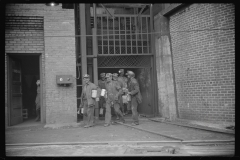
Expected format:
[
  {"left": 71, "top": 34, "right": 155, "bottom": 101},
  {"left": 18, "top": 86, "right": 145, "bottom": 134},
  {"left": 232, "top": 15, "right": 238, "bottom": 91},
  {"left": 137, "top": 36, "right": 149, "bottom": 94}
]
[
  {"left": 103, "top": 73, "right": 125, "bottom": 127},
  {"left": 126, "top": 71, "right": 142, "bottom": 125},
  {"left": 80, "top": 74, "right": 100, "bottom": 128},
  {"left": 98, "top": 73, "right": 106, "bottom": 116},
  {"left": 118, "top": 69, "right": 129, "bottom": 115}
]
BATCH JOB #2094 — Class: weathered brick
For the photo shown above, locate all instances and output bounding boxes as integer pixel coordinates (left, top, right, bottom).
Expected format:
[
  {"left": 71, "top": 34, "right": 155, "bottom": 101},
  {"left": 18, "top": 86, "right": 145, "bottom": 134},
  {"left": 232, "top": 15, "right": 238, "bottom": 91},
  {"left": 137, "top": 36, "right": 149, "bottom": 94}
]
[
  {"left": 5, "top": 3, "right": 77, "bottom": 126},
  {"left": 169, "top": 4, "right": 235, "bottom": 122}
]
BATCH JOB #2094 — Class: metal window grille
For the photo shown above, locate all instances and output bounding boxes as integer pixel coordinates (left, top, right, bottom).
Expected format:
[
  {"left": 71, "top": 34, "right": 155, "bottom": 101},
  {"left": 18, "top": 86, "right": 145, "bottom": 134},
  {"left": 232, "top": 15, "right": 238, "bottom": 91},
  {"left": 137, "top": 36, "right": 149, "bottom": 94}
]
[
  {"left": 97, "top": 15, "right": 151, "bottom": 55},
  {"left": 98, "top": 55, "right": 151, "bottom": 68}
]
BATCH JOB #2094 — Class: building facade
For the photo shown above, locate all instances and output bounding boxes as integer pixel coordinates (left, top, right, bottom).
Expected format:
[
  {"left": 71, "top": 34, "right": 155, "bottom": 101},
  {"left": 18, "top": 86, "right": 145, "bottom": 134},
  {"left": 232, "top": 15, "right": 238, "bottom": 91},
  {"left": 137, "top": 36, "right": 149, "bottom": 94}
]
[{"left": 5, "top": 3, "right": 235, "bottom": 128}]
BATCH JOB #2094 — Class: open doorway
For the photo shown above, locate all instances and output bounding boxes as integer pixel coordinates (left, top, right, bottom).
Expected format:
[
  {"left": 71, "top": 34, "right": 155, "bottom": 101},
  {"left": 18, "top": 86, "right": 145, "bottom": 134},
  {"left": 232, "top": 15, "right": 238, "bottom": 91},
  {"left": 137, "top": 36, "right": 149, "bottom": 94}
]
[
  {"left": 98, "top": 67, "right": 154, "bottom": 117},
  {"left": 7, "top": 54, "right": 41, "bottom": 127}
]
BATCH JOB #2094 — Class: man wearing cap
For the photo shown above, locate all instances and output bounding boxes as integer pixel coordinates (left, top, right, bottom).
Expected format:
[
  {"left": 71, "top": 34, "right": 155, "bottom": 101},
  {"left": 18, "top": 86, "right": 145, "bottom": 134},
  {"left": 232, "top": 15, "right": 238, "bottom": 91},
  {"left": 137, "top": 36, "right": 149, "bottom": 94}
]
[
  {"left": 126, "top": 71, "right": 142, "bottom": 125},
  {"left": 80, "top": 74, "right": 100, "bottom": 128},
  {"left": 118, "top": 69, "right": 129, "bottom": 115},
  {"left": 98, "top": 73, "right": 106, "bottom": 116},
  {"left": 103, "top": 73, "right": 125, "bottom": 127},
  {"left": 112, "top": 73, "right": 124, "bottom": 120},
  {"left": 35, "top": 80, "right": 41, "bottom": 121}
]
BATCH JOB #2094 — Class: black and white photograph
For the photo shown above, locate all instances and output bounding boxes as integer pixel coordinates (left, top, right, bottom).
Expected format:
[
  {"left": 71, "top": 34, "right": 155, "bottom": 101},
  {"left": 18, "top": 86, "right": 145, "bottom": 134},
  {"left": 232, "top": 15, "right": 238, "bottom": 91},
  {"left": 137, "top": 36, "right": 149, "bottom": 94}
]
[{"left": 5, "top": 2, "right": 235, "bottom": 157}]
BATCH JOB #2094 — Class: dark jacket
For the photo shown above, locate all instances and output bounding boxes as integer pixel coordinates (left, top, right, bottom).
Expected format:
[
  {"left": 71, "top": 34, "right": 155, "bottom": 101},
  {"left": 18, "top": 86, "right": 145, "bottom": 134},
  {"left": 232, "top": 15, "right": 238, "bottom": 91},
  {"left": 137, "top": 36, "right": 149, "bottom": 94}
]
[
  {"left": 128, "top": 77, "right": 142, "bottom": 104},
  {"left": 35, "top": 86, "right": 41, "bottom": 109},
  {"left": 81, "top": 82, "right": 100, "bottom": 107},
  {"left": 105, "top": 80, "right": 122, "bottom": 103}
]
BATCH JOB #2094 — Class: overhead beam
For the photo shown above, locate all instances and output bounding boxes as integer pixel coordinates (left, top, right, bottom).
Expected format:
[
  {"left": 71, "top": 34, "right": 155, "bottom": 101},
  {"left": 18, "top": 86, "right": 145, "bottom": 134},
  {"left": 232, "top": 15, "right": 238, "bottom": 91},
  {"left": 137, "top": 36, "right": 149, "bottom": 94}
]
[
  {"left": 138, "top": 5, "right": 147, "bottom": 16},
  {"left": 100, "top": 3, "right": 114, "bottom": 18},
  {"left": 102, "top": 3, "right": 150, "bottom": 8}
]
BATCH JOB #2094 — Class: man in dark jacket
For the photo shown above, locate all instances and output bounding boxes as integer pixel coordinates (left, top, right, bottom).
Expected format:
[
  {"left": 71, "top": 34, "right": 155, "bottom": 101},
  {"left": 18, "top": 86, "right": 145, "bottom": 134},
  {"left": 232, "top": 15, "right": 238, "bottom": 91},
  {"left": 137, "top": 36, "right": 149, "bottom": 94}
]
[
  {"left": 118, "top": 69, "right": 129, "bottom": 115},
  {"left": 126, "top": 71, "right": 142, "bottom": 125},
  {"left": 80, "top": 74, "right": 100, "bottom": 128},
  {"left": 103, "top": 73, "right": 125, "bottom": 127}
]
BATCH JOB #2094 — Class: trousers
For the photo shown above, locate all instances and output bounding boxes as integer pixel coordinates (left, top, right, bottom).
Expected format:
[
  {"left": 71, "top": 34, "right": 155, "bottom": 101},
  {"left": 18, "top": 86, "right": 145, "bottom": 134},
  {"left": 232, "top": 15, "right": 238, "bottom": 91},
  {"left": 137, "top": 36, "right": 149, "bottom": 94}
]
[
  {"left": 105, "top": 100, "right": 124, "bottom": 124},
  {"left": 130, "top": 96, "right": 139, "bottom": 123},
  {"left": 83, "top": 99, "right": 95, "bottom": 126}
]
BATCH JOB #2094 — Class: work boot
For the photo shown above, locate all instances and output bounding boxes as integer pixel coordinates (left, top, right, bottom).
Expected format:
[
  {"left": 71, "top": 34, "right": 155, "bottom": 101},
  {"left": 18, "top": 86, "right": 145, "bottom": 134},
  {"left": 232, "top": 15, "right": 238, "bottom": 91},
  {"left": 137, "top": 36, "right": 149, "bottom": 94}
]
[
  {"left": 131, "top": 122, "right": 139, "bottom": 126},
  {"left": 119, "top": 119, "right": 125, "bottom": 124},
  {"left": 84, "top": 125, "right": 89, "bottom": 128},
  {"left": 111, "top": 121, "right": 117, "bottom": 125},
  {"left": 104, "top": 123, "right": 110, "bottom": 127}
]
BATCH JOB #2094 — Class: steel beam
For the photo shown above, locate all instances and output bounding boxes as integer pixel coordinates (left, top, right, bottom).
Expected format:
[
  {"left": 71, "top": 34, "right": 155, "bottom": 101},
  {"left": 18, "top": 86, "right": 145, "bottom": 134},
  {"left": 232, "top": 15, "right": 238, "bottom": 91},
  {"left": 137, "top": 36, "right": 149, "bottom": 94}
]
[
  {"left": 100, "top": 4, "right": 114, "bottom": 18},
  {"left": 79, "top": 4, "right": 87, "bottom": 83}
]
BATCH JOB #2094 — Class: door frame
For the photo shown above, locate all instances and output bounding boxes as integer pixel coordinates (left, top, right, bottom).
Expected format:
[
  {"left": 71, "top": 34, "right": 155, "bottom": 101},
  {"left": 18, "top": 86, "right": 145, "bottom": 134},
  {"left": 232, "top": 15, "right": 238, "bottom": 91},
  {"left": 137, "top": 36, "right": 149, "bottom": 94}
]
[{"left": 7, "top": 53, "right": 43, "bottom": 126}]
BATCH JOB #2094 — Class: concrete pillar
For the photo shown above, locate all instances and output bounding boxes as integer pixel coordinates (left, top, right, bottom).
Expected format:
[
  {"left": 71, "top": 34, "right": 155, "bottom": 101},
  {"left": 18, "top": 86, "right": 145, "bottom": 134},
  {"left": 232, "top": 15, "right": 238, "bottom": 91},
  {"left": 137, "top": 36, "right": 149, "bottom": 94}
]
[{"left": 154, "top": 13, "right": 178, "bottom": 121}]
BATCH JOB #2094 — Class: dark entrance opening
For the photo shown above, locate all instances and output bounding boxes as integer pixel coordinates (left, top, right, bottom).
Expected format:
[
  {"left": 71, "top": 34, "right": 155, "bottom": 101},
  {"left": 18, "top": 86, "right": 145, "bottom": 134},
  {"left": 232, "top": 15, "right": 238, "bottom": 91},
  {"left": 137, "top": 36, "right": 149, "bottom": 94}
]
[{"left": 8, "top": 54, "right": 40, "bottom": 126}]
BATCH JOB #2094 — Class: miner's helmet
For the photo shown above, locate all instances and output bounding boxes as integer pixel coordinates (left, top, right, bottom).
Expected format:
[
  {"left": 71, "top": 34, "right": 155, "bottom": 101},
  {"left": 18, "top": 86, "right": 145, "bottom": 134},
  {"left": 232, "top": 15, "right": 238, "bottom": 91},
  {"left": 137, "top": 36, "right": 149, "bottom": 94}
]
[
  {"left": 119, "top": 69, "right": 124, "bottom": 73},
  {"left": 112, "top": 73, "right": 118, "bottom": 77},
  {"left": 83, "top": 74, "right": 90, "bottom": 78},
  {"left": 105, "top": 73, "right": 112, "bottom": 78},
  {"left": 36, "top": 80, "right": 40, "bottom": 85},
  {"left": 100, "top": 73, "right": 105, "bottom": 78},
  {"left": 126, "top": 71, "right": 135, "bottom": 77}
]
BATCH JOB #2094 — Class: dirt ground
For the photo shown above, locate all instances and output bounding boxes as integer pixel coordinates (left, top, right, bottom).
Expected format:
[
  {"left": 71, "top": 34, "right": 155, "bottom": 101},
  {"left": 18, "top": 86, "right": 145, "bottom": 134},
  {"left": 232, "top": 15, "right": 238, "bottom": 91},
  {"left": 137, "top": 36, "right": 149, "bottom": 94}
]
[
  {"left": 5, "top": 116, "right": 235, "bottom": 156},
  {"left": 6, "top": 117, "right": 234, "bottom": 144}
]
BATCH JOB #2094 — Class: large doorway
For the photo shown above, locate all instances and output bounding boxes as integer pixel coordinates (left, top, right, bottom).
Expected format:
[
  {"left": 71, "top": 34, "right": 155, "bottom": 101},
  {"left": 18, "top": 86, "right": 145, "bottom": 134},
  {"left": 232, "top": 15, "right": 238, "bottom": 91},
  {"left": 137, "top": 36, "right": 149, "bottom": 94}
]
[
  {"left": 7, "top": 54, "right": 41, "bottom": 126},
  {"left": 98, "top": 67, "right": 154, "bottom": 116}
]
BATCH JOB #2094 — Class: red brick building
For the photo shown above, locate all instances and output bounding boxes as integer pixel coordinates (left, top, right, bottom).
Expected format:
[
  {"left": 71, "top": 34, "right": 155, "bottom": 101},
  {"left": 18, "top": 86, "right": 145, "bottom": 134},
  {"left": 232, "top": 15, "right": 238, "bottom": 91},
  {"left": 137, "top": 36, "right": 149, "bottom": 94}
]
[{"left": 5, "top": 3, "right": 235, "bottom": 128}]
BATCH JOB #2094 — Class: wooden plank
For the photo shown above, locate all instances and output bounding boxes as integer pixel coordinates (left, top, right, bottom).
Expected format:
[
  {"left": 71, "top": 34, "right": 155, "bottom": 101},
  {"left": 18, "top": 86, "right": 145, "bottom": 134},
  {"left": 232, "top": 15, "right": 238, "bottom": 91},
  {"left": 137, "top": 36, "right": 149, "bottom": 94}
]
[{"left": 162, "top": 120, "right": 234, "bottom": 135}]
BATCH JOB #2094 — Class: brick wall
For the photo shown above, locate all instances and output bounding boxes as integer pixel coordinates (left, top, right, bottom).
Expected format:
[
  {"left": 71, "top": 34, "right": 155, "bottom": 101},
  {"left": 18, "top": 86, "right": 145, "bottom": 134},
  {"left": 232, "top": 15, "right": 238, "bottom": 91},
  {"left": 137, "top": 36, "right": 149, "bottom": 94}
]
[
  {"left": 5, "top": 3, "right": 77, "bottom": 125},
  {"left": 169, "top": 4, "right": 235, "bottom": 122}
]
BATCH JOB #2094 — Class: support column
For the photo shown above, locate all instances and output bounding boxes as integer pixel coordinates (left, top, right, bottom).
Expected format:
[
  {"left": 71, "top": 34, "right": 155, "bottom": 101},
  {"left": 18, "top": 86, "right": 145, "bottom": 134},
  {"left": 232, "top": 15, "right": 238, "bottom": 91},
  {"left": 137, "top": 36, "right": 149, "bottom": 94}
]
[
  {"left": 150, "top": 4, "right": 159, "bottom": 117},
  {"left": 92, "top": 3, "right": 99, "bottom": 120},
  {"left": 80, "top": 4, "right": 87, "bottom": 82},
  {"left": 154, "top": 12, "right": 178, "bottom": 121}
]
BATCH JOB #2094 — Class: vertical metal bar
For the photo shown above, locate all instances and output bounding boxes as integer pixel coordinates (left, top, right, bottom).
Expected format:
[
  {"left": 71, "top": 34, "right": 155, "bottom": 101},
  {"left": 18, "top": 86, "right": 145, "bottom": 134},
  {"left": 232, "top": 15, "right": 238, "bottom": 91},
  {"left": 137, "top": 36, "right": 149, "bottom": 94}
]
[
  {"left": 107, "top": 15, "right": 109, "bottom": 54},
  {"left": 113, "top": 16, "right": 115, "bottom": 54},
  {"left": 146, "top": 17, "right": 149, "bottom": 54},
  {"left": 93, "top": 3, "right": 97, "bottom": 28},
  {"left": 135, "top": 15, "right": 138, "bottom": 54},
  {"left": 80, "top": 4, "right": 87, "bottom": 84},
  {"left": 130, "top": 16, "right": 132, "bottom": 54},
  {"left": 101, "top": 16, "right": 103, "bottom": 55},
  {"left": 150, "top": 4, "right": 158, "bottom": 117},
  {"left": 125, "top": 17, "right": 127, "bottom": 54},
  {"left": 92, "top": 27, "right": 99, "bottom": 119},
  {"left": 119, "top": 16, "right": 121, "bottom": 54},
  {"left": 141, "top": 16, "right": 143, "bottom": 54}
]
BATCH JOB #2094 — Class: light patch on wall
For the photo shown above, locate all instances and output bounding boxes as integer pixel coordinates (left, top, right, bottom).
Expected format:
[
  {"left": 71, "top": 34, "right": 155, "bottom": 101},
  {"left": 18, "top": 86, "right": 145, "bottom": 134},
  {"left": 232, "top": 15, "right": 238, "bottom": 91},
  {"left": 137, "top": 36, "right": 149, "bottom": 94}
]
[{"left": 61, "top": 21, "right": 73, "bottom": 30}]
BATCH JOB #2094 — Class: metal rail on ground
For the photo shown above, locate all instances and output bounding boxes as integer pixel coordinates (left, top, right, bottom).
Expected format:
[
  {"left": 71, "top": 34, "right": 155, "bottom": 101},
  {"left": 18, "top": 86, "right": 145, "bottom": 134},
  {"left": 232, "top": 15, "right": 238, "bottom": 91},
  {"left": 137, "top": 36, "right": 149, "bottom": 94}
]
[
  {"left": 6, "top": 139, "right": 235, "bottom": 147},
  {"left": 148, "top": 118, "right": 235, "bottom": 135}
]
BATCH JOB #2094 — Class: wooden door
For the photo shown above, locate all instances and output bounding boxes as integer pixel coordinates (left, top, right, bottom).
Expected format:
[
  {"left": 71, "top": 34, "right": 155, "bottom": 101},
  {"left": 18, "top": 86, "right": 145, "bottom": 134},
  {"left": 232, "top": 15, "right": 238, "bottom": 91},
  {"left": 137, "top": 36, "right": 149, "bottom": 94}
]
[{"left": 9, "top": 57, "right": 23, "bottom": 126}]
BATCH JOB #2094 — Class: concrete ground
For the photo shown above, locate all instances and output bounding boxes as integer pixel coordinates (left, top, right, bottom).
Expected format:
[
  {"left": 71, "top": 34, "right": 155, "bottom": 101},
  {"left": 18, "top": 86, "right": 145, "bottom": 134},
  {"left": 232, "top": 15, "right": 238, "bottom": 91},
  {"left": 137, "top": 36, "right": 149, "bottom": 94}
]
[{"left": 5, "top": 115, "right": 235, "bottom": 156}]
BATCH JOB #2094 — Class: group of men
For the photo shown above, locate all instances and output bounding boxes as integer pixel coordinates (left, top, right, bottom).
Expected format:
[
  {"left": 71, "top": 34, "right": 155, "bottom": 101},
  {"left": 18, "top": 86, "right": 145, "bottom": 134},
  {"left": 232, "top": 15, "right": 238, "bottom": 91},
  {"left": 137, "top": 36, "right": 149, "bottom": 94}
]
[{"left": 80, "top": 69, "right": 142, "bottom": 128}]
